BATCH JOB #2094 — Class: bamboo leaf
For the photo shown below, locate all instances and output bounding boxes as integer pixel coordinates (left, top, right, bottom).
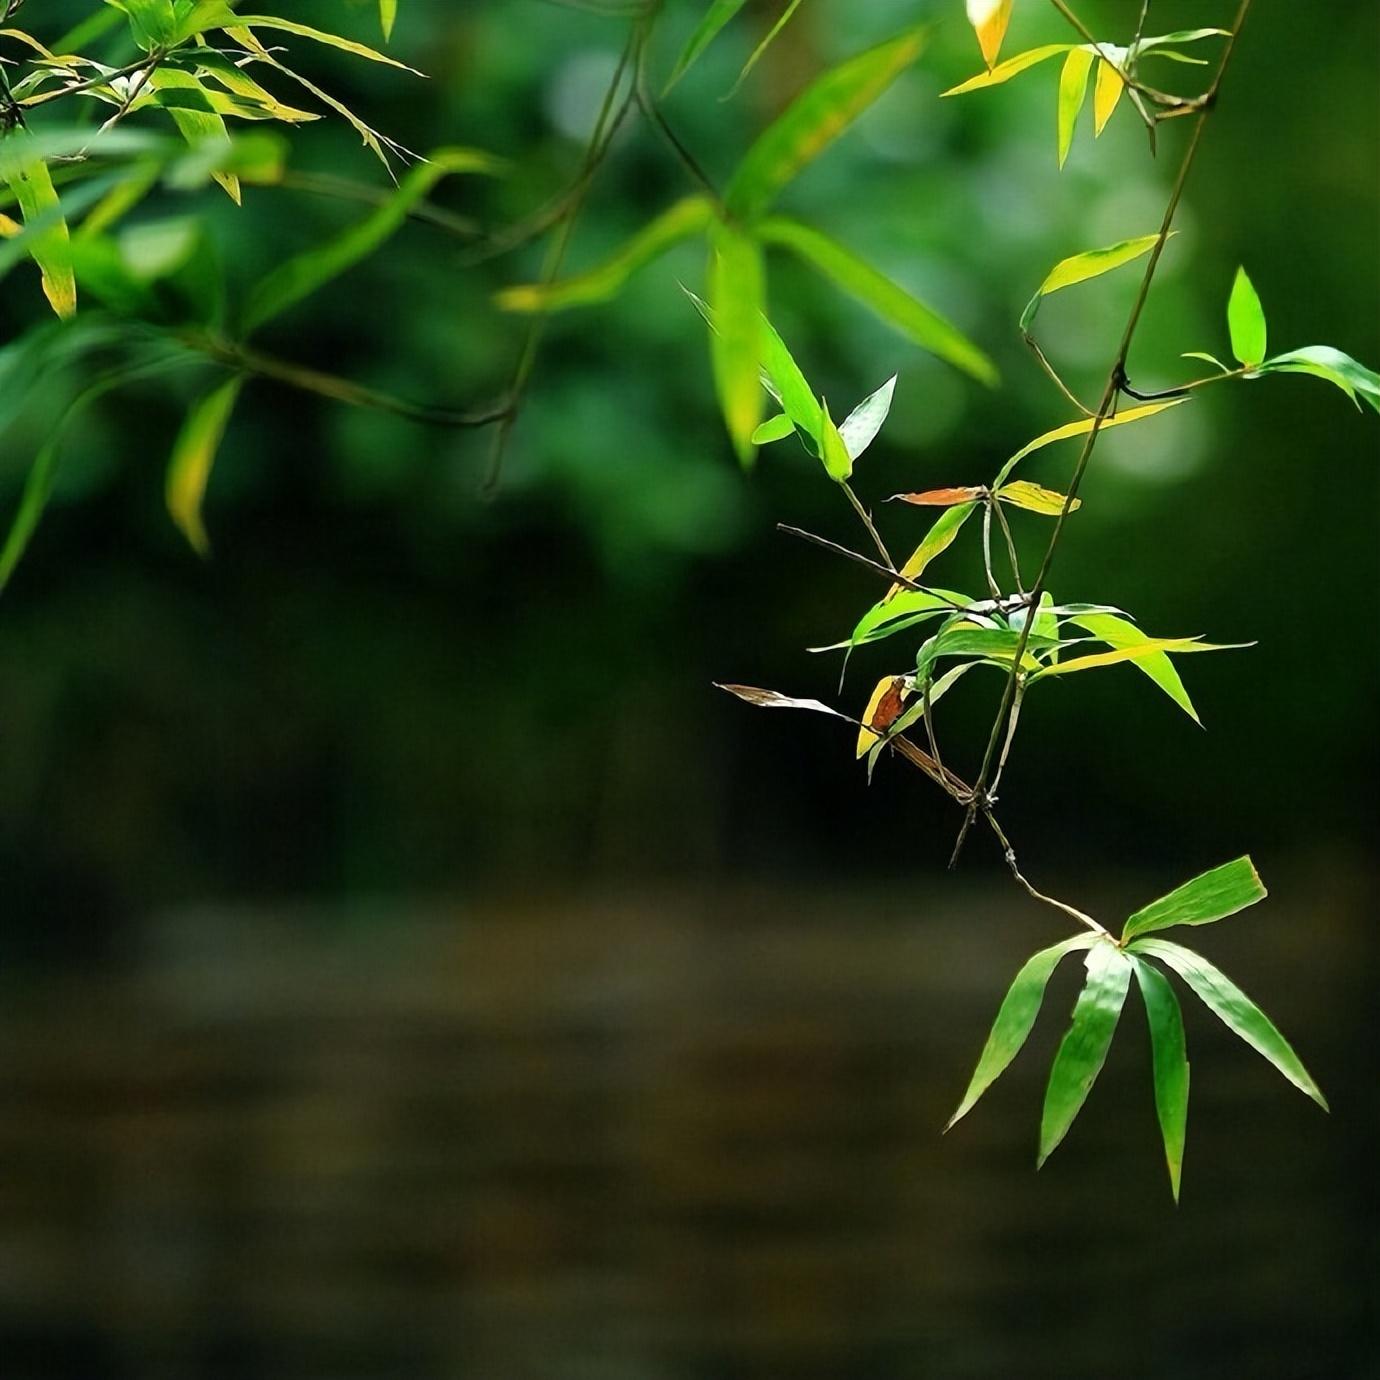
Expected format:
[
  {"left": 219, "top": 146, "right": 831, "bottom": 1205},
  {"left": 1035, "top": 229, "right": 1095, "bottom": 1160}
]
[
  {"left": 751, "top": 413, "right": 795, "bottom": 445},
  {"left": 818, "top": 396, "right": 851, "bottom": 481},
  {"left": 1020, "top": 232, "right": 1164, "bottom": 333},
  {"left": 889, "top": 501, "right": 979, "bottom": 595},
  {"left": 1028, "top": 636, "right": 1244, "bottom": 682},
  {"left": 966, "top": 0, "right": 1014, "bottom": 68},
  {"left": 380, "top": 0, "right": 398, "bottom": 41},
  {"left": 946, "top": 934, "right": 1098, "bottom": 1131},
  {"left": 890, "top": 486, "right": 985, "bottom": 507},
  {"left": 247, "top": 147, "right": 498, "bottom": 332},
  {"left": 995, "top": 479, "right": 1081, "bottom": 515},
  {"left": 727, "top": 0, "right": 804, "bottom": 98},
  {"left": 150, "top": 68, "right": 241, "bottom": 204},
  {"left": 942, "top": 43, "right": 1073, "bottom": 97},
  {"left": 708, "top": 220, "right": 766, "bottom": 463},
  {"left": 1, "top": 140, "right": 76, "bottom": 319},
  {"left": 758, "top": 315, "right": 825, "bottom": 451},
  {"left": 1260, "top": 345, "right": 1380, "bottom": 414},
  {"left": 1065, "top": 611, "right": 1199, "bottom": 722},
  {"left": 1092, "top": 57, "right": 1124, "bottom": 134},
  {"left": 838, "top": 374, "right": 896, "bottom": 460},
  {"left": 1129, "top": 938, "right": 1328, "bottom": 1110},
  {"left": 664, "top": 0, "right": 749, "bottom": 94},
  {"left": 1038, "top": 941, "right": 1131, "bottom": 1166},
  {"left": 1122, "top": 857, "right": 1266, "bottom": 943},
  {"left": 233, "top": 16, "right": 425, "bottom": 74},
  {"left": 497, "top": 196, "right": 714, "bottom": 314},
  {"left": 166, "top": 374, "right": 244, "bottom": 556},
  {"left": 1227, "top": 266, "right": 1267, "bottom": 367},
  {"left": 725, "top": 26, "right": 929, "bottom": 222},
  {"left": 1056, "top": 47, "right": 1093, "bottom": 168},
  {"left": 825, "top": 586, "right": 968, "bottom": 654},
  {"left": 715, "top": 683, "right": 848, "bottom": 720},
  {"left": 1129, "top": 955, "right": 1189, "bottom": 1201},
  {"left": 992, "top": 399, "right": 1186, "bottom": 488},
  {"left": 759, "top": 217, "right": 996, "bottom": 385}
]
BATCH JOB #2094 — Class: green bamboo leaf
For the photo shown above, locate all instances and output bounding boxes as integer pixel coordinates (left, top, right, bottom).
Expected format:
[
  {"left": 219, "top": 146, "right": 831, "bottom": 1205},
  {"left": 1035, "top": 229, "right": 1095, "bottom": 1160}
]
[
  {"left": 232, "top": 16, "right": 425, "bottom": 74},
  {"left": 758, "top": 315, "right": 824, "bottom": 451},
  {"left": 818, "top": 585, "right": 970, "bottom": 654},
  {"left": 120, "top": 0, "right": 177, "bottom": 50},
  {"left": 751, "top": 413, "right": 795, "bottom": 445},
  {"left": 1129, "top": 955, "right": 1189, "bottom": 1202},
  {"left": 664, "top": 0, "right": 748, "bottom": 94},
  {"left": 725, "top": 25, "right": 929, "bottom": 222},
  {"left": 708, "top": 219, "right": 765, "bottom": 463},
  {"left": 166, "top": 373, "right": 244, "bottom": 556},
  {"left": 889, "top": 501, "right": 979, "bottom": 593},
  {"left": 726, "top": 0, "right": 804, "bottom": 98},
  {"left": 917, "top": 624, "right": 1050, "bottom": 680},
  {"left": 759, "top": 217, "right": 996, "bottom": 385},
  {"left": 995, "top": 479, "right": 1081, "bottom": 515},
  {"left": 1182, "top": 350, "right": 1230, "bottom": 373},
  {"left": 1259, "top": 345, "right": 1380, "bottom": 414},
  {"left": 248, "top": 147, "right": 499, "bottom": 332},
  {"left": 818, "top": 396, "right": 851, "bottom": 482},
  {"left": 1122, "top": 857, "right": 1266, "bottom": 943},
  {"left": 1028, "top": 636, "right": 1244, "bottom": 682},
  {"left": 1038, "top": 941, "right": 1132, "bottom": 1166},
  {"left": 380, "top": 0, "right": 398, "bottom": 41},
  {"left": 1136, "top": 28, "right": 1231, "bottom": 53},
  {"left": 1, "top": 140, "right": 76, "bottom": 319},
  {"left": 942, "top": 43, "right": 1074, "bottom": 97},
  {"left": 497, "top": 196, "right": 714, "bottom": 314},
  {"left": 1129, "top": 938, "right": 1328, "bottom": 1110},
  {"left": 170, "top": 52, "right": 324, "bottom": 123},
  {"left": 838, "top": 374, "right": 896, "bottom": 460},
  {"left": 149, "top": 68, "right": 241, "bottom": 204},
  {"left": 1227, "top": 266, "right": 1267, "bottom": 367},
  {"left": 169, "top": 0, "right": 238, "bottom": 44},
  {"left": 945, "top": 934, "right": 1098, "bottom": 1131},
  {"left": 991, "top": 399, "right": 1186, "bottom": 488},
  {"left": 1065, "top": 611, "right": 1199, "bottom": 723},
  {"left": 1020, "top": 232, "right": 1164, "bottom": 333},
  {"left": 1056, "top": 47, "right": 1093, "bottom": 168}
]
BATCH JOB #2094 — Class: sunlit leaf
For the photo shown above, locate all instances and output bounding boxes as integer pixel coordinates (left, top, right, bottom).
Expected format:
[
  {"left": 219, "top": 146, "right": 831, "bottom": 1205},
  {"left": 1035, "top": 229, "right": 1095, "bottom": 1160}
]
[
  {"left": 1038, "top": 941, "right": 1131, "bottom": 1166},
  {"left": 855, "top": 674, "right": 909, "bottom": 757},
  {"left": 1260, "top": 345, "right": 1380, "bottom": 414},
  {"left": 1065, "top": 611, "right": 1199, "bottom": 722},
  {"left": 664, "top": 0, "right": 749, "bottom": 94},
  {"left": 1183, "top": 350, "right": 1230, "bottom": 373},
  {"left": 497, "top": 196, "right": 714, "bottom": 313},
  {"left": 1, "top": 139, "right": 76, "bottom": 318},
  {"left": 1122, "top": 857, "right": 1266, "bottom": 943},
  {"left": 725, "top": 25, "right": 929, "bottom": 221},
  {"left": 727, "top": 0, "right": 804, "bottom": 98},
  {"left": 760, "top": 217, "right": 997, "bottom": 384},
  {"left": 995, "top": 479, "right": 1081, "bottom": 515},
  {"left": 890, "top": 486, "right": 985, "bottom": 507},
  {"left": 863, "top": 661, "right": 976, "bottom": 776},
  {"left": 1130, "top": 938, "right": 1327, "bottom": 1110},
  {"left": 818, "top": 396, "right": 851, "bottom": 481},
  {"left": 821, "top": 585, "right": 969, "bottom": 654},
  {"left": 149, "top": 68, "right": 242, "bottom": 204},
  {"left": 1227, "top": 266, "right": 1267, "bottom": 367},
  {"left": 758, "top": 314, "right": 825, "bottom": 450},
  {"left": 1028, "top": 636, "right": 1243, "bottom": 682},
  {"left": 1092, "top": 58, "right": 1124, "bottom": 135},
  {"left": 1129, "top": 955, "right": 1189, "bottom": 1201},
  {"left": 838, "top": 374, "right": 896, "bottom": 460},
  {"left": 889, "top": 501, "right": 979, "bottom": 596},
  {"left": 1056, "top": 47, "right": 1093, "bottom": 168},
  {"left": 966, "top": 0, "right": 1013, "bottom": 67},
  {"left": 166, "top": 374, "right": 244, "bottom": 556},
  {"left": 946, "top": 933, "right": 1098, "bottom": 1131},
  {"left": 751, "top": 413, "right": 795, "bottom": 445},
  {"left": 248, "top": 147, "right": 498, "bottom": 332},
  {"left": 709, "top": 219, "right": 766, "bottom": 463},
  {"left": 942, "top": 43, "right": 1073, "bottom": 97},
  {"left": 380, "top": 0, "right": 398, "bottom": 41},
  {"left": 991, "top": 399, "right": 1186, "bottom": 488},
  {"left": 1020, "top": 232, "right": 1164, "bottom": 333},
  {"left": 233, "top": 15, "right": 425, "bottom": 74}
]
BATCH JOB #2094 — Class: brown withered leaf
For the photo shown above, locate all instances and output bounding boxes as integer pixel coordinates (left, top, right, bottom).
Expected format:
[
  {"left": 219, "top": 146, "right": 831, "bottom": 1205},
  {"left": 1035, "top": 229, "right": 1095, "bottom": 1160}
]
[
  {"left": 715, "top": 684, "right": 847, "bottom": 719},
  {"left": 889, "top": 486, "right": 986, "bottom": 506}
]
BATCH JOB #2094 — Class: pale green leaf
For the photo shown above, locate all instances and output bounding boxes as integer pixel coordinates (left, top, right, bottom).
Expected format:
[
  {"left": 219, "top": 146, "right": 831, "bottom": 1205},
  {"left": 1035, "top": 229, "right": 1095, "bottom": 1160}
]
[
  {"left": 751, "top": 413, "right": 795, "bottom": 445},
  {"left": 234, "top": 15, "right": 425, "bottom": 74},
  {"left": 818, "top": 396, "right": 851, "bottom": 482},
  {"left": 380, "top": 0, "right": 398, "bottom": 41},
  {"left": 890, "top": 501, "right": 979, "bottom": 592},
  {"left": 838, "top": 374, "right": 896, "bottom": 460},
  {"left": 945, "top": 934, "right": 1098, "bottom": 1130},
  {"left": 1122, "top": 857, "right": 1266, "bottom": 943},
  {"left": 496, "top": 196, "right": 714, "bottom": 313},
  {"left": 759, "top": 217, "right": 996, "bottom": 385},
  {"left": 1028, "top": 636, "right": 1243, "bottom": 682},
  {"left": 725, "top": 25, "right": 928, "bottom": 221},
  {"left": 1065, "top": 611, "right": 1199, "bottom": 722},
  {"left": 1020, "top": 232, "right": 1164, "bottom": 333},
  {"left": 992, "top": 399, "right": 1186, "bottom": 488},
  {"left": 166, "top": 374, "right": 244, "bottom": 556},
  {"left": 1130, "top": 938, "right": 1327, "bottom": 1110},
  {"left": 708, "top": 219, "right": 765, "bottom": 463},
  {"left": 1227, "top": 266, "right": 1267, "bottom": 367},
  {"left": 1, "top": 140, "right": 76, "bottom": 318},
  {"left": 1129, "top": 955, "right": 1189, "bottom": 1202},
  {"left": 942, "top": 43, "right": 1074, "bottom": 97},
  {"left": 1038, "top": 941, "right": 1131, "bottom": 1165},
  {"left": 1260, "top": 345, "right": 1380, "bottom": 414},
  {"left": 726, "top": 0, "right": 804, "bottom": 98},
  {"left": 1056, "top": 47, "right": 1093, "bottom": 168}
]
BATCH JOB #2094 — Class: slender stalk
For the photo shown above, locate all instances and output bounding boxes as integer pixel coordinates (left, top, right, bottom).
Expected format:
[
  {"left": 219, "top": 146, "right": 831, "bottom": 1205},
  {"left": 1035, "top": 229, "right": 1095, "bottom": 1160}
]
[
  {"left": 950, "top": 0, "right": 1255, "bottom": 866},
  {"left": 842, "top": 481, "right": 894, "bottom": 569}
]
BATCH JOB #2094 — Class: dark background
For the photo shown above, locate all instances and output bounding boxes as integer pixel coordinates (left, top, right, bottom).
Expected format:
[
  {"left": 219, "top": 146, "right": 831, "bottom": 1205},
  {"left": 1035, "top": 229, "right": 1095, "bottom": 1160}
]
[{"left": 1, "top": 1, "right": 1376, "bottom": 1376}]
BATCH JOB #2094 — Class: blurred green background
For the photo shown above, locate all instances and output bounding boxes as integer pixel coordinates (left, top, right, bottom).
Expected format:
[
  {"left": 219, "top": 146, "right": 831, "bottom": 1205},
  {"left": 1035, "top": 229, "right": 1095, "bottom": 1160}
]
[{"left": 0, "top": 2, "right": 1376, "bottom": 1376}]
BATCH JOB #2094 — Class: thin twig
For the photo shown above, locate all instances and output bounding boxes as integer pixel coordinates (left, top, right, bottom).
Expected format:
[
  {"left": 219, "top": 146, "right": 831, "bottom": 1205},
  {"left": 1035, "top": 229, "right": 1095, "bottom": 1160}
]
[
  {"left": 776, "top": 524, "right": 966, "bottom": 606},
  {"left": 842, "top": 481, "right": 894, "bottom": 569}
]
